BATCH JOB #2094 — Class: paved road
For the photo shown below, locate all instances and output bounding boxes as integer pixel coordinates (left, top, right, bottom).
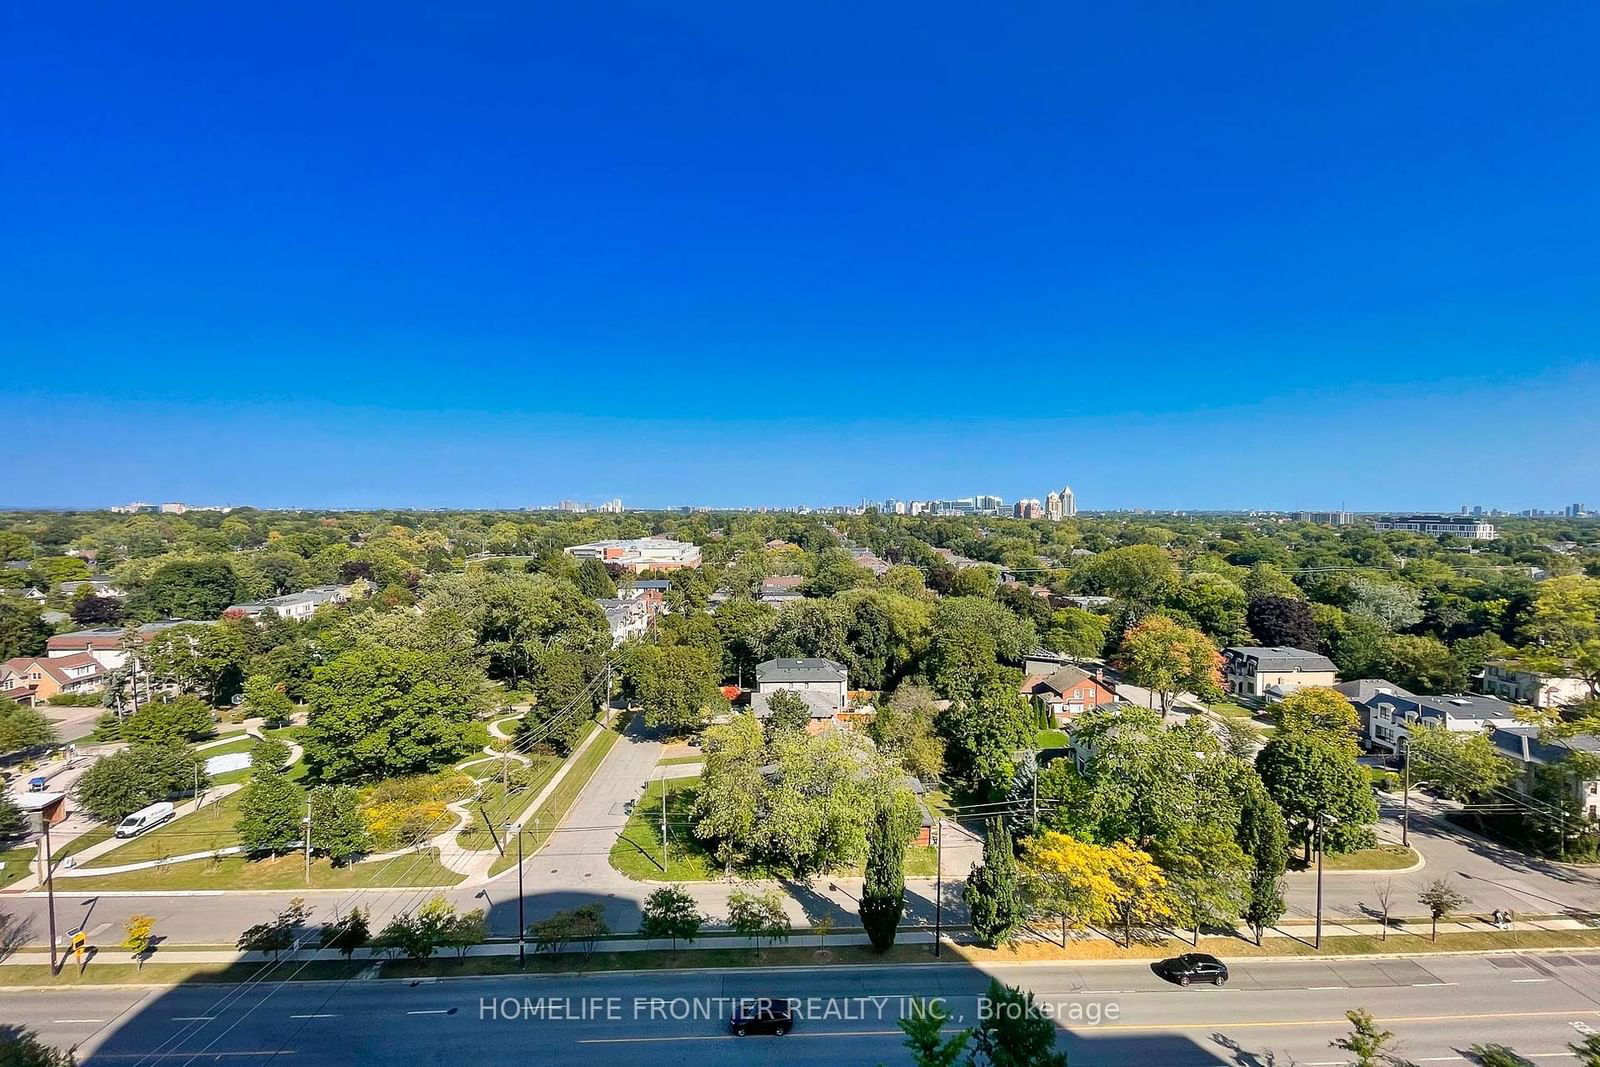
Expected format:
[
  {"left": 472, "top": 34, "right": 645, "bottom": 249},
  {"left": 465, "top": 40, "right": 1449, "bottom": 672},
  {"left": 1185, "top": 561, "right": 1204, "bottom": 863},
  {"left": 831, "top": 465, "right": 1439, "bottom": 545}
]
[{"left": 12, "top": 952, "right": 1600, "bottom": 1065}]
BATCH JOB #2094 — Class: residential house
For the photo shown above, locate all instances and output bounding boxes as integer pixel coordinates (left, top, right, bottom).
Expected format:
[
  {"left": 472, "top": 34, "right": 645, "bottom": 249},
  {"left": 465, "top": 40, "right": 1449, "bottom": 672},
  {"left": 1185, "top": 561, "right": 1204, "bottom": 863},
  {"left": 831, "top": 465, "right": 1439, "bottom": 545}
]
[
  {"left": 59, "top": 576, "right": 125, "bottom": 600},
  {"left": 1489, "top": 726, "right": 1600, "bottom": 818},
  {"left": 1333, "top": 679, "right": 1416, "bottom": 742},
  {"left": 1481, "top": 663, "right": 1591, "bottom": 709},
  {"left": 0, "top": 653, "right": 107, "bottom": 704},
  {"left": 596, "top": 597, "right": 649, "bottom": 647},
  {"left": 1365, "top": 691, "right": 1520, "bottom": 755},
  {"left": 1022, "top": 665, "right": 1117, "bottom": 725},
  {"left": 758, "top": 575, "right": 806, "bottom": 606},
  {"left": 224, "top": 584, "right": 353, "bottom": 622},
  {"left": 564, "top": 537, "right": 702, "bottom": 573},
  {"left": 1222, "top": 646, "right": 1338, "bottom": 699},
  {"left": 47, "top": 620, "right": 209, "bottom": 670},
  {"left": 620, "top": 579, "right": 671, "bottom": 620},
  {"left": 751, "top": 658, "right": 849, "bottom": 728}
]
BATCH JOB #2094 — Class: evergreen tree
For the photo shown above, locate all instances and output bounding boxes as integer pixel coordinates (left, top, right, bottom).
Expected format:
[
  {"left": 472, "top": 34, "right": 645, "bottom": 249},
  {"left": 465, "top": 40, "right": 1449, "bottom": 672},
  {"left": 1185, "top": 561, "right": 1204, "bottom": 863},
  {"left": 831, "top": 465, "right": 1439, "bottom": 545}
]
[
  {"left": 970, "top": 980, "right": 1068, "bottom": 1067},
  {"left": 859, "top": 798, "right": 909, "bottom": 951},
  {"left": 964, "top": 819, "right": 1024, "bottom": 948},
  {"left": 1236, "top": 773, "right": 1290, "bottom": 944}
]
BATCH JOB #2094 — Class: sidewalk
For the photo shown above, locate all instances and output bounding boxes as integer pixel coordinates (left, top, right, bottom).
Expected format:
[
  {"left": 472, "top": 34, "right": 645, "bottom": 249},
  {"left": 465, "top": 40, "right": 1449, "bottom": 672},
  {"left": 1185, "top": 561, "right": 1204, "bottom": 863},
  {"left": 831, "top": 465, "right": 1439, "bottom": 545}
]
[{"left": 4, "top": 916, "right": 1591, "bottom": 970}]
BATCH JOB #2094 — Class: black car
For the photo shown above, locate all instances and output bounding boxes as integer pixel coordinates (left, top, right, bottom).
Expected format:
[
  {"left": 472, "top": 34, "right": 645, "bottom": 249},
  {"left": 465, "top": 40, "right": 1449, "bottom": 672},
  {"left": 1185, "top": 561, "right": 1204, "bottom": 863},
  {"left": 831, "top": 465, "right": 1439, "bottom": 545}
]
[
  {"left": 730, "top": 997, "right": 795, "bottom": 1037},
  {"left": 1159, "top": 953, "right": 1229, "bottom": 986}
]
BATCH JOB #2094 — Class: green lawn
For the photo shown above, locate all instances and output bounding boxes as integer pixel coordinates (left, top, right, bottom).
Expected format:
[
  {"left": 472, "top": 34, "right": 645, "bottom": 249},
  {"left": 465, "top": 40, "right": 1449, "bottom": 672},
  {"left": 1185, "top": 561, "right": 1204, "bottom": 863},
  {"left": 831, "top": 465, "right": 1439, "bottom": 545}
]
[
  {"left": 657, "top": 754, "right": 702, "bottom": 767},
  {"left": 489, "top": 723, "right": 622, "bottom": 876},
  {"left": 53, "top": 825, "right": 113, "bottom": 863},
  {"left": 609, "top": 777, "right": 718, "bottom": 881},
  {"left": 1315, "top": 843, "right": 1421, "bottom": 872},
  {"left": 454, "top": 754, "right": 562, "bottom": 851},
  {"left": 1, "top": 844, "right": 38, "bottom": 889},
  {"left": 608, "top": 776, "right": 941, "bottom": 882},
  {"left": 60, "top": 848, "right": 464, "bottom": 892},
  {"left": 1036, "top": 728, "right": 1070, "bottom": 750},
  {"left": 78, "top": 791, "right": 243, "bottom": 869}
]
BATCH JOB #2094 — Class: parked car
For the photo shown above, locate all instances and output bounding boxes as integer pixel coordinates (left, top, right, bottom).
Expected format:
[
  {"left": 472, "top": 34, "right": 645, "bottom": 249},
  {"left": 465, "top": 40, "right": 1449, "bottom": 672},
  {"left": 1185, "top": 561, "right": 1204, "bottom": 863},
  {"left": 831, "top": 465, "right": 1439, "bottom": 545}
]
[
  {"left": 1158, "top": 953, "right": 1229, "bottom": 986},
  {"left": 729, "top": 997, "right": 794, "bottom": 1037},
  {"left": 115, "top": 801, "right": 176, "bottom": 838}
]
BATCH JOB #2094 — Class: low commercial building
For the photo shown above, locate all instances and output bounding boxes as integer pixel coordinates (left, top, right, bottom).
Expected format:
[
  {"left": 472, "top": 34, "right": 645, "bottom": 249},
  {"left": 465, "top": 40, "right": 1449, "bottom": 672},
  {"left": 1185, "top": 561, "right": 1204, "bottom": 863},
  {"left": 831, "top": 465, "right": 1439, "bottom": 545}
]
[
  {"left": 1371, "top": 515, "right": 1498, "bottom": 540},
  {"left": 1222, "top": 646, "right": 1338, "bottom": 699},
  {"left": 564, "top": 537, "right": 702, "bottom": 573}
]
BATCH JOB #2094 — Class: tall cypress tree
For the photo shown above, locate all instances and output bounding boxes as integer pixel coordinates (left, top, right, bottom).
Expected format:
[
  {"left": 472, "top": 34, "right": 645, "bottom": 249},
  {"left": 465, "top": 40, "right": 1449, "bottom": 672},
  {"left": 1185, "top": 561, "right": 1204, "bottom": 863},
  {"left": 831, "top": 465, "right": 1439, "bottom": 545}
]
[
  {"left": 859, "top": 800, "right": 908, "bottom": 951},
  {"left": 1236, "top": 773, "right": 1290, "bottom": 944},
  {"left": 964, "top": 819, "right": 1024, "bottom": 947}
]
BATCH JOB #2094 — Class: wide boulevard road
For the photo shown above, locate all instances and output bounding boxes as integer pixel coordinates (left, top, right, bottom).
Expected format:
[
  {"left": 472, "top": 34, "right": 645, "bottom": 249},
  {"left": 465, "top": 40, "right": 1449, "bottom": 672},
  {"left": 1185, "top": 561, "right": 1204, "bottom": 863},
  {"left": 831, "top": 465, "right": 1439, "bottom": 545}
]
[{"left": 10, "top": 952, "right": 1600, "bottom": 1065}]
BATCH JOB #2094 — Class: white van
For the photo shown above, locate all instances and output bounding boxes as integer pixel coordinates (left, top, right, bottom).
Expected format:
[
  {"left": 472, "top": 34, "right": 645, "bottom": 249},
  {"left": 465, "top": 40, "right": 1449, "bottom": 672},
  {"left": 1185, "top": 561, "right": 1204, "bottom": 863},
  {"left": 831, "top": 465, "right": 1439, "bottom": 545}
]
[{"left": 115, "top": 801, "right": 175, "bottom": 838}]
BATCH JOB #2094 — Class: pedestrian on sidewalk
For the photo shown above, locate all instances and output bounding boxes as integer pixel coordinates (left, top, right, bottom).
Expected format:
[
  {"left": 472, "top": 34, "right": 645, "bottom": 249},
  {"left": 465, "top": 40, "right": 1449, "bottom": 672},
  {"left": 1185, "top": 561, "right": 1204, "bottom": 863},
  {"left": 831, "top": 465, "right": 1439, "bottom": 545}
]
[
  {"left": 1504, "top": 908, "right": 1514, "bottom": 930},
  {"left": 1491, "top": 909, "right": 1502, "bottom": 929}
]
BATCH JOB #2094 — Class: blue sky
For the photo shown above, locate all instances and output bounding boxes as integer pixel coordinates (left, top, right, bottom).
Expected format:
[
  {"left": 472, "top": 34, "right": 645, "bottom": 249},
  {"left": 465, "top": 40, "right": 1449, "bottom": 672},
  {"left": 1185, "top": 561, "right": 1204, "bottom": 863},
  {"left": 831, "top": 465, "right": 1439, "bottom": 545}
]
[{"left": 4, "top": 3, "right": 1597, "bottom": 511}]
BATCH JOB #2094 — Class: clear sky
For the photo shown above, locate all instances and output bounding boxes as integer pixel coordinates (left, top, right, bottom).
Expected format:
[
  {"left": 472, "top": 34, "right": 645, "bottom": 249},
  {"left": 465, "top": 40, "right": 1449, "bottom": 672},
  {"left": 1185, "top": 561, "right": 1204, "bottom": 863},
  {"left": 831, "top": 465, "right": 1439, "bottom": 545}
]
[{"left": 4, "top": 3, "right": 1597, "bottom": 511}]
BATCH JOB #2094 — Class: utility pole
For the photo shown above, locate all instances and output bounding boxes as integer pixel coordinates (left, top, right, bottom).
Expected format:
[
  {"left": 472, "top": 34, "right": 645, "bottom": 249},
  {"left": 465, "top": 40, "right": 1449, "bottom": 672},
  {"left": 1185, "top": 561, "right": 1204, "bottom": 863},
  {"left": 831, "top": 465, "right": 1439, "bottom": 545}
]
[
  {"left": 513, "top": 822, "right": 526, "bottom": 969},
  {"left": 303, "top": 796, "right": 312, "bottom": 886},
  {"left": 933, "top": 820, "right": 943, "bottom": 958},
  {"left": 42, "top": 817, "right": 59, "bottom": 975},
  {"left": 1400, "top": 737, "right": 1410, "bottom": 848},
  {"left": 1313, "top": 810, "right": 1325, "bottom": 950},
  {"left": 660, "top": 782, "right": 669, "bottom": 874}
]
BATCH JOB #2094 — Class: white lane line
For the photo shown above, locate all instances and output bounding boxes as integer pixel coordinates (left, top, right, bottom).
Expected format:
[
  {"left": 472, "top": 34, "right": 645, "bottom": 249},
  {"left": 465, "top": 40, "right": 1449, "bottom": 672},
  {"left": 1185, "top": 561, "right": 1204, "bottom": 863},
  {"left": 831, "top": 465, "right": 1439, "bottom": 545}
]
[
  {"left": 1512, "top": 977, "right": 1554, "bottom": 983},
  {"left": 1306, "top": 985, "right": 1346, "bottom": 990},
  {"left": 288, "top": 1013, "right": 338, "bottom": 1019},
  {"left": 406, "top": 1009, "right": 451, "bottom": 1015},
  {"left": 1412, "top": 981, "right": 1457, "bottom": 987}
]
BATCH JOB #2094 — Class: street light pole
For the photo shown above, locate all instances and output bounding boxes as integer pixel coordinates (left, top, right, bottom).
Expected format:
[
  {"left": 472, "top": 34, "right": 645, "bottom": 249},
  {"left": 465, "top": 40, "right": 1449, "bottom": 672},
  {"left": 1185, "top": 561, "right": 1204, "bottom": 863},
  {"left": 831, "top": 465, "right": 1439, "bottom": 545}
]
[
  {"left": 42, "top": 818, "right": 59, "bottom": 975},
  {"left": 303, "top": 797, "right": 312, "bottom": 886},
  {"left": 1314, "top": 810, "right": 1325, "bottom": 950},
  {"left": 513, "top": 822, "right": 526, "bottom": 969},
  {"left": 1399, "top": 736, "right": 1410, "bottom": 848},
  {"left": 933, "top": 820, "right": 943, "bottom": 958}
]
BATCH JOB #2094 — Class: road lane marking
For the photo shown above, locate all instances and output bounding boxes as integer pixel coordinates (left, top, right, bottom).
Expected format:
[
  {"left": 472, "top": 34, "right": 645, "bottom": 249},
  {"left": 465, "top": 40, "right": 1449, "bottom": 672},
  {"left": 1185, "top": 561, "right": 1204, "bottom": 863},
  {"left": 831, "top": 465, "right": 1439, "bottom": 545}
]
[
  {"left": 1306, "top": 985, "right": 1345, "bottom": 990},
  {"left": 576, "top": 1007, "right": 1600, "bottom": 1044},
  {"left": 288, "top": 1013, "right": 338, "bottom": 1019},
  {"left": 406, "top": 1009, "right": 453, "bottom": 1015},
  {"left": 89, "top": 1054, "right": 296, "bottom": 1059},
  {"left": 1412, "top": 981, "right": 1457, "bottom": 987},
  {"left": 1512, "top": 978, "right": 1554, "bottom": 983}
]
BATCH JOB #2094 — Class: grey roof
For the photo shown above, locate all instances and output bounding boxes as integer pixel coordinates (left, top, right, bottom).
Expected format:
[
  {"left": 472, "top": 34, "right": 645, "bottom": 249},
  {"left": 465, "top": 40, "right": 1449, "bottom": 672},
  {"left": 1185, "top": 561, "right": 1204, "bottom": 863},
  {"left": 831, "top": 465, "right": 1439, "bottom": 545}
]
[
  {"left": 1370, "top": 691, "right": 1516, "bottom": 722},
  {"left": 1226, "top": 646, "right": 1338, "bottom": 672},
  {"left": 751, "top": 688, "right": 841, "bottom": 720},
  {"left": 1333, "top": 679, "right": 1416, "bottom": 705},
  {"left": 755, "top": 658, "right": 848, "bottom": 685},
  {"left": 1490, "top": 725, "right": 1600, "bottom": 766},
  {"left": 1036, "top": 666, "right": 1105, "bottom": 696},
  {"left": 631, "top": 580, "right": 672, "bottom": 590}
]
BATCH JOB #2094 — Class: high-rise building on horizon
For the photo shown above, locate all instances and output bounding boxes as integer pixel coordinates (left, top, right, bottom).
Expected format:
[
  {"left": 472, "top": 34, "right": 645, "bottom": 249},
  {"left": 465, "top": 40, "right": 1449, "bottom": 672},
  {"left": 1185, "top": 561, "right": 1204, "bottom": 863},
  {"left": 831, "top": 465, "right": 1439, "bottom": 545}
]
[
  {"left": 1013, "top": 498, "right": 1043, "bottom": 519},
  {"left": 1045, "top": 485, "right": 1076, "bottom": 520}
]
